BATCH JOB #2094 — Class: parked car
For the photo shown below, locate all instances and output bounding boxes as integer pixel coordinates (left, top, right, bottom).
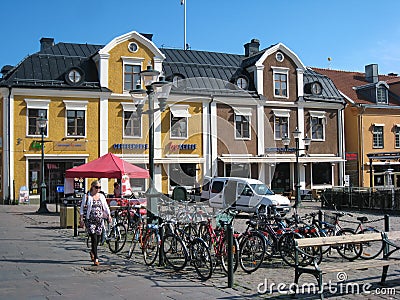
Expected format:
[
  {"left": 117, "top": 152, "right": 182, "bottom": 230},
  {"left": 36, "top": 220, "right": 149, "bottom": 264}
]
[{"left": 200, "top": 177, "right": 291, "bottom": 215}]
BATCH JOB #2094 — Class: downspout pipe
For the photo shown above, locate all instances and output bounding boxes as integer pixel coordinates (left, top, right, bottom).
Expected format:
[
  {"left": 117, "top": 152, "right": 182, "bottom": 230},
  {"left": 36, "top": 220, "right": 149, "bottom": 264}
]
[
  {"left": 6, "top": 86, "right": 12, "bottom": 204},
  {"left": 208, "top": 95, "right": 214, "bottom": 177}
]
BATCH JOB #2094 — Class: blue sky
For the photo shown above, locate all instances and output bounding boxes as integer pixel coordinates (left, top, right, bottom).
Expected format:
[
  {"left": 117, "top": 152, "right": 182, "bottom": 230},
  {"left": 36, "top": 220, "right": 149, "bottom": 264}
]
[{"left": 2, "top": 0, "right": 400, "bottom": 75}]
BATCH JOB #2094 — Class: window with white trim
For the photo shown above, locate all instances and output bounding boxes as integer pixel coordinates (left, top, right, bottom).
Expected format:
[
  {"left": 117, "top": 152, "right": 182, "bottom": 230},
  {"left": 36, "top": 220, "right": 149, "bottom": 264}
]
[
  {"left": 377, "top": 86, "right": 388, "bottom": 104},
  {"left": 235, "top": 115, "right": 250, "bottom": 139},
  {"left": 272, "top": 67, "right": 289, "bottom": 98},
  {"left": 233, "top": 107, "right": 251, "bottom": 139},
  {"left": 63, "top": 100, "right": 88, "bottom": 138},
  {"left": 121, "top": 56, "right": 144, "bottom": 92},
  {"left": 273, "top": 109, "right": 290, "bottom": 140},
  {"left": 25, "top": 99, "right": 50, "bottom": 136},
  {"left": 122, "top": 102, "right": 142, "bottom": 138},
  {"left": 310, "top": 111, "right": 326, "bottom": 140},
  {"left": 395, "top": 126, "right": 400, "bottom": 148},
  {"left": 124, "top": 111, "right": 141, "bottom": 138},
  {"left": 373, "top": 125, "right": 384, "bottom": 148},
  {"left": 170, "top": 105, "right": 191, "bottom": 139}
]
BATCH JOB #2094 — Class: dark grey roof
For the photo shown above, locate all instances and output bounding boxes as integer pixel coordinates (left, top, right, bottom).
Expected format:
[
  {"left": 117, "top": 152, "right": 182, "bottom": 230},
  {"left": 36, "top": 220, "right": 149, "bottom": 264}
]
[
  {"left": 303, "top": 68, "right": 345, "bottom": 104},
  {"left": 0, "top": 42, "right": 108, "bottom": 91},
  {"left": 161, "top": 48, "right": 257, "bottom": 96}
]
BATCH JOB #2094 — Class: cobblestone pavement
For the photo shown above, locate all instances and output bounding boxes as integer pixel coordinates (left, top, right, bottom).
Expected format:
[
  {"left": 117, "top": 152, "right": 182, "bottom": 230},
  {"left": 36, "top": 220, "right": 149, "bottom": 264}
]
[
  {"left": 105, "top": 200, "right": 400, "bottom": 299},
  {"left": 2, "top": 201, "right": 400, "bottom": 299},
  {"left": 211, "top": 200, "right": 400, "bottom": 299}
]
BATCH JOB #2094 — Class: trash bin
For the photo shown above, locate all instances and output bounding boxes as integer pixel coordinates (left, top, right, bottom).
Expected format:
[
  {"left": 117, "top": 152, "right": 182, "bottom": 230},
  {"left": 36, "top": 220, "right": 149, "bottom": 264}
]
[{"left": 60, "top": 198, "right": 80, "bottom": 228}]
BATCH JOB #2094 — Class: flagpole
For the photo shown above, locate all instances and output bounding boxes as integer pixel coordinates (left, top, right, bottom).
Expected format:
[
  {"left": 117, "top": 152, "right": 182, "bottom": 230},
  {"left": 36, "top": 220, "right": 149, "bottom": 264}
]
[{"left": 183, "top": 0, "right": 187, "bottom": 50}]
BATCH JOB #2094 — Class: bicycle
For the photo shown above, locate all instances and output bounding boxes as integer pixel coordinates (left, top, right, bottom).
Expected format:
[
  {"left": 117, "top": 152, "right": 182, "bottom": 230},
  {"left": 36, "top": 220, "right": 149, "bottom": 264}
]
[
  {"left": 237, "top": 215, "right": 266, "bottom": 273},
  {"left": 198, "top": 208, "right": 240, "bottom": 274},
  {"left": 352, "top": 215, "right": 384, "bottom": 259},
  {"left": 305, "top": 211, "right": 362, "bottom": 261},
  {"left": 85, "top": 215, "right": 127, "bottom": 254}
]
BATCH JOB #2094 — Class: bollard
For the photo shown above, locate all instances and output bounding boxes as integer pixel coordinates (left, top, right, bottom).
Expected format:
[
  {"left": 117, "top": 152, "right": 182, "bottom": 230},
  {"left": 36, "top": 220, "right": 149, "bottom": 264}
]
[
  {"left": 318, "top": 210, "right": 323, "bottom": 228},
  {"left": 227, "top": 222, "right": 234, "bottom": 288},
  {"left": 384, "top": 214, "right": 390, "bottom": 232},
  {"left": 73, "top": 200, "right": 78, "bottom": 237}
]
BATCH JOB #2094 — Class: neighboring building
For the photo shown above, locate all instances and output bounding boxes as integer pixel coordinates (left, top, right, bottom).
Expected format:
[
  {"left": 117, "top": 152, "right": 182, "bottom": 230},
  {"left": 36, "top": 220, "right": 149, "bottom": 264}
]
[
  {"left": 315, "top": 65, "right": 400, "bottom": 187},
  {"left": 0, "top": 30, "right": 345, "bottom": 203},
  {"left": 162, "top": 40, "right": 346, "bottom": 194}
]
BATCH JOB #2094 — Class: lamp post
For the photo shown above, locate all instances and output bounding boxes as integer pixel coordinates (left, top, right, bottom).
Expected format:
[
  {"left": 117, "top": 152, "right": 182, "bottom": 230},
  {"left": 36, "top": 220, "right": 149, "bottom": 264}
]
[
  {"left": 130, "top": 66, "right": 171, "bottom": 217},
  {"left": 37, "top": 115, "right": 49, "bottom": 214},
  {"left": 282, "top": 127, "right": 311, "bottom": 210}
]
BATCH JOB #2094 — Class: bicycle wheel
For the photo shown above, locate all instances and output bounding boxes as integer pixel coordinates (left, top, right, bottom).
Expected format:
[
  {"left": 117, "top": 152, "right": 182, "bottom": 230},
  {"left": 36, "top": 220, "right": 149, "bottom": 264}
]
[
  {"left": 359, "top": 228, "right": 383, "bottom": 260},
  {"left": 197, "top": 223, "right": 211, "bottom": 247},
  {"left": 107, "top": 223, "right": 127, "bottom": 253},
  {"left": 127, "top": 225, "right": 141, "bottom": 259},
  {"left": 220, "top": 236, "right": 239, "bottom": 274},
  {"left": 142, "top": 229, "right": 159, "bottom": 266},
  {"left": 239, "top": 231, "right": 266, "bottom": 273},
  {"left": 278, "top": 232, "right": 297, "bottom": 267},
  {"left": 191, "top": 238, "right": 213, "bottom": 280},
  {"left": 336, "top": 228, "right": 362, "bottom": 261},
  {"left": 162, "top": 233, "right": 188, "bottom": 271}
]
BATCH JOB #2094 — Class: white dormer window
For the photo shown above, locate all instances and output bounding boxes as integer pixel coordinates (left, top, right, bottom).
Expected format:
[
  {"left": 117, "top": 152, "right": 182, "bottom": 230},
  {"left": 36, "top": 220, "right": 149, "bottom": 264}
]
[
  {"left": 377, "top": 85, "right": 388, "bottom": 104},
  {"left": 272, "top": 67, "right": 289, "bottom": 98}
]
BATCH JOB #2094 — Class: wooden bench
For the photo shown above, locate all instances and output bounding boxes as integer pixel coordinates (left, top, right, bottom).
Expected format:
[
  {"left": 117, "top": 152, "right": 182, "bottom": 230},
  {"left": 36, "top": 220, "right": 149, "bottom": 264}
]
[{"left": 293, "top": 231, "right": 400, "bottom": 299}]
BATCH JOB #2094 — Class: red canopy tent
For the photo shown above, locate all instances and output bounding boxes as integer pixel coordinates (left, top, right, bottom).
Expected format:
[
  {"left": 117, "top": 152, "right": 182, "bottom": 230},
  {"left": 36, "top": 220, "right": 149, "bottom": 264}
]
[{"left": 65, "top": 152, "right": 149, "bottom": 179}]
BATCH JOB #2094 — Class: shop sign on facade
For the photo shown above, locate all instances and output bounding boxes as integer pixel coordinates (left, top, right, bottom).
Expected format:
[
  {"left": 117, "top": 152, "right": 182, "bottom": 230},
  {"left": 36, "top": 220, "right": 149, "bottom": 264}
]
[
  {"left": 31, "top": 141, "right": 43, "bottom": 149},
  {"left": 265, "top": 147, "right": 295, "bottom": 153},
  {"left": 345, "top": 152, "right": 358, "bottom": 161},
  {"left": 53, "top": 141, "right": 86, "bottom": 151},
  {"left": 169, "top": 144, "right": 197, "bottom": 152},
  {"left": 113, "top": 143, "right": 148, "bottom": 150}
]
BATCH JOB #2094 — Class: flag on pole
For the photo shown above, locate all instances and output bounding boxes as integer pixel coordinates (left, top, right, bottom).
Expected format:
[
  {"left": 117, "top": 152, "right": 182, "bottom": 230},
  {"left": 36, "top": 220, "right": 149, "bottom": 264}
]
[{"left": 181, "top": 0, "right": 184, "bottom": 5}]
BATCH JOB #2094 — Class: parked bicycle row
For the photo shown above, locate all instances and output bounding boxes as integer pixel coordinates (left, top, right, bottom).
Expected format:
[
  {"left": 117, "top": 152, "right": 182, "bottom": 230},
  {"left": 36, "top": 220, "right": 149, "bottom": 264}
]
[{"left": 82, "top": 198, "right": 388, "bottom": 281}]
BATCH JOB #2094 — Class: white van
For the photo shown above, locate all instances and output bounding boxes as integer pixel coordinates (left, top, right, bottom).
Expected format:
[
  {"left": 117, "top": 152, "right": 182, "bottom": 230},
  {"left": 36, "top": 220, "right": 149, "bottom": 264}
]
[{"left": 201, "top": 177, "right": 291, "bottom": 215}]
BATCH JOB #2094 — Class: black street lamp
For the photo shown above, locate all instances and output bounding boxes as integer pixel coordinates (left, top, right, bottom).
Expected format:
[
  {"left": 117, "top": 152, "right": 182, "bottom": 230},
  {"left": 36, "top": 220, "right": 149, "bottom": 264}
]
[
  {"left": 282, "top": 127, "right": 311, "bottom": 210},
  {"left": 37, "top": 115, "right": 49, "bottom": 214},
  {"left": 130, "top": 66, "right": 171, "bottom": 217}
]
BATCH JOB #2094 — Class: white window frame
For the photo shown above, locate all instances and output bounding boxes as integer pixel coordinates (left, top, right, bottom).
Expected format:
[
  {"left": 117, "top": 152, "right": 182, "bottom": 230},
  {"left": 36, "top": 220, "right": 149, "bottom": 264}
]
[
  {"left": 63, "top": 100, "right": 88, "bottom": 138},
  {"left": 25, "top": 99, "right": 50, "bottom": 137},
  {"left": 121, "top": 102, "right": 142, "bottom": 138},
  {"left": 233, "top": 107, "right": 252, "bottom": 140},
  {"left": 373, "top": 124, "right": 384, "bottom": 149},
  {"left": 310, "top": 111, "right": 326, "bottom": 141},
  {"left": 170, "top": 105, "right": 191, "bottom": 139},
  {"left": 376, "top": 85, "right": 388, "bottom": 104},
  {"left": 273, "top": 109, "right": 290, "bottom": 140},
  {"left": 395, "top": 125, "right": 400, "bottom": 149},
  {"left": 121, "top": 56, "right": 144, "bottom": 93},
  {"left": 272, "top": 66, "right": 289, "bottom": 99}
]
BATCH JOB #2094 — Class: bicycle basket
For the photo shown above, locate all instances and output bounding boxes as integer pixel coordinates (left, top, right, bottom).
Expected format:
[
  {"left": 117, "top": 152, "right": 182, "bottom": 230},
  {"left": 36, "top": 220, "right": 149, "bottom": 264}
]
[
  {"left": 323, "top": 212, "right": 336, "bottom": 225},
  {"left": 216, "top": 211, "right": 234, "bottom": 228}
]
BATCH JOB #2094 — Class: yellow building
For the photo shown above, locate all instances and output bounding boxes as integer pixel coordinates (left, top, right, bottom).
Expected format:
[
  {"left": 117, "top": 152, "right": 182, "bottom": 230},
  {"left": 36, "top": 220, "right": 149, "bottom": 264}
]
[
  {"left": 0, "top": 31, "right": 205, "bottom": 202},
  {"left": 316, "top": 66, "right": 400, "bottom": 187}
]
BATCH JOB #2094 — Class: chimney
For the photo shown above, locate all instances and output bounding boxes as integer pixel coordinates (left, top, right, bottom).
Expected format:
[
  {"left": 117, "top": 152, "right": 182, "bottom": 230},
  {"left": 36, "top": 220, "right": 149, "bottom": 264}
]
[
  {"left": 365, "top": 64, "right": 379, "bottom": 83},
  {"left": 140, "top": 33, "right": 153, "bottom": 41},
  {"left": 40, "top": 37, "right": 54, "bottom": 51},
  {"left": 244, "top": 39, "right": 260, "bottom": 57},
  {"left": 1, "top": 65, "right": 14, "bottom": 77}
]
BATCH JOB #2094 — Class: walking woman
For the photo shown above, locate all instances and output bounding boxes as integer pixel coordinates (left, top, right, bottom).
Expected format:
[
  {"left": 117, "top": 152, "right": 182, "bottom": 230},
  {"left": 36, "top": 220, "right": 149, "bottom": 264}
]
[{"left": 80, "top": 180, "right": 111, "bottom": 266}]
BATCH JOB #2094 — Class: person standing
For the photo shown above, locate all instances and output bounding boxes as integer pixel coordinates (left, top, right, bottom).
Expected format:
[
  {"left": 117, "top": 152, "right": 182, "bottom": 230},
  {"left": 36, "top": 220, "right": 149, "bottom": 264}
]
[
  {"left": 113, "top": 182, "right": 121, "bottom": 198},
  {"left": 80, "top": 180, "right": 111, "bottom": 266}
]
